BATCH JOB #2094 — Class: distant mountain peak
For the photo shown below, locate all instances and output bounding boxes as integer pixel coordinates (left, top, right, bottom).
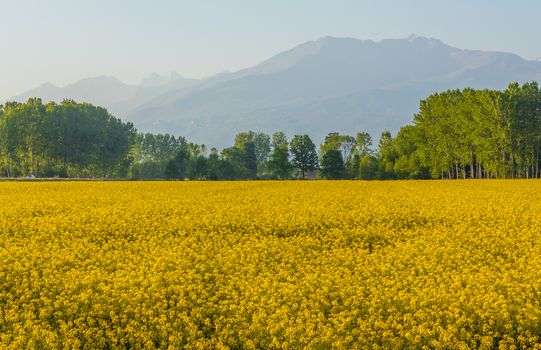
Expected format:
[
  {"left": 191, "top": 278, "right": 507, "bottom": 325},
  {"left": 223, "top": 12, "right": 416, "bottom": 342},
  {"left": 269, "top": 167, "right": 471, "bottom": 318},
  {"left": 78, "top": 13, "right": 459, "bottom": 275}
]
[
  {"left": 7, "top": 82, "right": 58, "bottom": 103},
  {"left": 406, "top": 34, "right": 445, "bottom": 47},
  {"left": 407, "top": 33, "right": 422, "bottom": 42},
  {"left": 315, "top": 35, "right": 355, "bottom": 42},
  {"left": 38, "top": 82, "right": 59, "bottom": 89},
  {"left": 313, "top": 34, "right": 447, "bottom": 50},
  {"left": 140, "top": 72, "right": 185, "bottom": 87},
  {"left": 315, "top": 36, "right": 374, "bottom": 45},
  {"left": 79, "top": 75, "right": 120, "bottom": 81},
  {"left": 60, "top": 76, "right": 132, "bottom": 89}
]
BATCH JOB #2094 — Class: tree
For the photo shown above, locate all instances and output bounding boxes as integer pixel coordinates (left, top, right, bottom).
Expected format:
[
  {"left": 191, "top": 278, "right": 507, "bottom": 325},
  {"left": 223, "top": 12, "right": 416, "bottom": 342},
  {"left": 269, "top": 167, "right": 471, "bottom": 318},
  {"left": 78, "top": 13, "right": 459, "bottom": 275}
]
[
  {"left": 190, "top": 156, "right": 208, "bottom": 179},
  {"left": 206, "top": 148, "right": 220, "bottom": 180},
  {"left": 164, "top": 159, "right": 180, "bottom": 179},
  {"left": 0, "top": 99, "right": 135, "bottom": 178},
  {"left": 320, "top": 132, "right": 357, "bottom": 178},
  {"left": 290, "top": 135, "right": 318, "bottom": 179},
  {"left": 267, "top": 132, "right": 293, "bottom": 179},
  {"left": 320, "top": 149, "right": 345, "bottom": 179},
  {"left": 173, "top": 146, "right": 191, "bottom": 179},
  {"left": 346, "top": 132, "right": 373, "bottom": 179},
  {"left": 242, "top": 142, "right": 258, "bottom": 179},
  {"left": 392, "top": 125, "right": 429, "bottom": 179},
  {"left": 359, "top": 155, "right": 378, "bottom": 180},
  {"left": 220, "top": 144, "right": 256, "bottom": 180},
  {"left": 234, "top": 131, "right": 271, "bottom": 174},
  {"left": 376, "top": 131, "right": 397, "bottom": 179},
  {"left": 356, "top": 132, "right": 373, "bottom": 157}
]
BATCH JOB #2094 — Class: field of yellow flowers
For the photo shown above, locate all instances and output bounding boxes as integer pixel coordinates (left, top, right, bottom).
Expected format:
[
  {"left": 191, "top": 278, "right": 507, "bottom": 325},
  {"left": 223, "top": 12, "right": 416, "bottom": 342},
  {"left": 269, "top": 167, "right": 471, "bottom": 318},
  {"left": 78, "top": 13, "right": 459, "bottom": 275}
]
[{"left": 1, "top": 180, "right": 541, "bottom": 349}]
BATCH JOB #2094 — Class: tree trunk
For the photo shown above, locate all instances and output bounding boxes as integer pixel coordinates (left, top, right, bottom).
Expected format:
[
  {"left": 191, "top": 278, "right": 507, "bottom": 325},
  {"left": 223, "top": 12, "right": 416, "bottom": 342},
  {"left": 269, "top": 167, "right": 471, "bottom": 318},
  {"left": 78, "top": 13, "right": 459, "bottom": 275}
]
[
  {"left": 510, "top": 152, "right": 515, "bottom": 179},
  {"left": 535, "top": 144, "right": 539, "bottom": 178},
  {"left": 470, "top": 151, "right": 475, "bottom": 179}
]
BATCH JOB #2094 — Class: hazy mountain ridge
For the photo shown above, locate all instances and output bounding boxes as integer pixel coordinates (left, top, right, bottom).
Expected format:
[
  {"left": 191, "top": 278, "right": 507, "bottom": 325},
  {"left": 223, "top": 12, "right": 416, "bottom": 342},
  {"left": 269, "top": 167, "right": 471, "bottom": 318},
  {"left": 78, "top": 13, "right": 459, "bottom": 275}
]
[
  {"left": 12, "top": 36, "right": 541, "bottom": 148},
  {"left": 11, "top": 74, "right": 201, "bottom": 117},
  {"left": 126, "top": 36, "right": 541, "bottom": 147},
  {"left": 12, "top": 76, "right": 138, "bottom": 110}
]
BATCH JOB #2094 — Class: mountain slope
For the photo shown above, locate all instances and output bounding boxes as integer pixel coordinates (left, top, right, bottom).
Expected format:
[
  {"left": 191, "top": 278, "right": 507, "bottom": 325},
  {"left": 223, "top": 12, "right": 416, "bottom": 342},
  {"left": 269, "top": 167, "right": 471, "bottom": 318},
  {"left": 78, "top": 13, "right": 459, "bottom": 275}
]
[
  {"left": 127, "top": 36, "right": 541, "bottom": 147},
  {"left": 108, "top": 74, "right": 201, "bottom": 116},
  {"left": 11, "top": 74, "right": 201, "bottom": 117},
  {"left": 12, "top": 76, "right": 138, "bottom": 109}
]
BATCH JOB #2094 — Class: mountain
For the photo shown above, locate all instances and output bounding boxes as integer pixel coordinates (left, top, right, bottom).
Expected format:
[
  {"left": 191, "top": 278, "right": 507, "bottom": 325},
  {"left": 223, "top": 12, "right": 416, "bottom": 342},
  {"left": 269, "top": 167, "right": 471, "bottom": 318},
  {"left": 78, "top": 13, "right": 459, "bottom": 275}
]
[
  {"left": 12, "top": 76, "right": 138, "bottom": 110},
  {"left": 108, "top": 74, "right": 201, "bottom": 116},
  {"left": 11, "top": 74, "right": 201, "bottom": 117},
  {"left": 13, "top": 36, "right": 541, "bottom": 148},
  {"left": 126, "top": 35, "right": 541, "bottom": 147}
]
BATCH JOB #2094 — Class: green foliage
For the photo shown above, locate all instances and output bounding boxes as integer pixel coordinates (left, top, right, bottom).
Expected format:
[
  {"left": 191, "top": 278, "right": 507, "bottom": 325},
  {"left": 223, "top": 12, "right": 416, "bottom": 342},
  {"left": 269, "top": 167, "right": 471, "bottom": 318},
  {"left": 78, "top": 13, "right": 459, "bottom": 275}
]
[
  {"left": 359, "top": 155, "right": 378, "bottom": 180},
  {"left": 267, "top": 132, "right": 293, "bottom": 179},
  {"left": 234, "top": 131, "right": 270, "bottom": 174},
  {"left": 376, "top": 131, "right": 398, "bottom": 179},
  {"left": 398, "top": 82, "right": 541, "bottom": 179},
  {"left": 164, "top": 159, "right": 180, "bottom": 179},
  {"left": 320, "top": 132, "right": 357, "bottom": 178},
  {"left": 3, "top": 81, "right": 539, "bottom": 180},
  {"left": 290, "top": 135, "right": 318, "bottom": 179},
  {"left": 356, "top": 132, "right": 373, "bottom": 157},
  {"left": 0, "top": 99, "right": 135, "bottom": 178},
  {"left": 220, "top": 143, "right": 257, "bottom": 180},
  {"left": 320, "top": 149, "right": 345, "bottom": 179},
  {"left": 242, "top": 142, "right": 257, "bottom": 179},
  {"left": 129, "top": 133, "right": 188, "bottom": 179}
]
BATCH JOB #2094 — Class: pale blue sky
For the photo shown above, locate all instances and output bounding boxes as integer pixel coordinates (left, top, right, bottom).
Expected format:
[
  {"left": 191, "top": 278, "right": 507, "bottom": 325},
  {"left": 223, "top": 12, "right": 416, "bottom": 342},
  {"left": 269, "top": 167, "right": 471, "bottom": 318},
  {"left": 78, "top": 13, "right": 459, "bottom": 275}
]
[{"left": 1, "top": 0, "right": 539, "bottom": 100}]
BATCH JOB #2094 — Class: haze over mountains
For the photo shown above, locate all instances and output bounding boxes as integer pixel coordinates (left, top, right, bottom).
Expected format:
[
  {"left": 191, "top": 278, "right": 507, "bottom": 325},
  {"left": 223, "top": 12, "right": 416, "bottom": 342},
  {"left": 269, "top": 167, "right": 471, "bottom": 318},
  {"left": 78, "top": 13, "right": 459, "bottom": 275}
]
[{"left": 11, "top": 35, "right": 541, "bottom": 148}]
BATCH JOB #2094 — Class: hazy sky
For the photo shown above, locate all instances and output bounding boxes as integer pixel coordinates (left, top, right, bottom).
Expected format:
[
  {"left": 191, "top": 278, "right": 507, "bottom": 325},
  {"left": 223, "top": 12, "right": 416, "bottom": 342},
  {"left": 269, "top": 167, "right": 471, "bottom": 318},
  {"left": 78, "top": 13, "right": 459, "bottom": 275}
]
[{"left": 1, "top": 0, "right": 540, "bottom": 100}]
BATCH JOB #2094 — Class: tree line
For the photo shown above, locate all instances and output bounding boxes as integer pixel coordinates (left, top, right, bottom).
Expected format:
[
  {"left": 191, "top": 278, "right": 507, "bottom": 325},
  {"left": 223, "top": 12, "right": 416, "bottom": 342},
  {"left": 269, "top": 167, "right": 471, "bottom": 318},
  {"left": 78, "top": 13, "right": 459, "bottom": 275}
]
[
  {"left": 390, "top": 81, "right": 541, "bottom": 179},
  {"left": 0, "top": 99, "right": 134, "bottom": 178},
  {"left": 1, "top": 81, "right": 539, "bottom": 180}
]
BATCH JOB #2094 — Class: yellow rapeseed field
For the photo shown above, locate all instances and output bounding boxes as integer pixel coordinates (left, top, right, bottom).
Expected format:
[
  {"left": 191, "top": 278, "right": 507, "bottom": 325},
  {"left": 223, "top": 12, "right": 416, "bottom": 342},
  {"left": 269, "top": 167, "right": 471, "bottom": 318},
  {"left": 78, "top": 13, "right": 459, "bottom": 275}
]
[{"left": 1, "top": 180, "right": 541, "bottom": 349}]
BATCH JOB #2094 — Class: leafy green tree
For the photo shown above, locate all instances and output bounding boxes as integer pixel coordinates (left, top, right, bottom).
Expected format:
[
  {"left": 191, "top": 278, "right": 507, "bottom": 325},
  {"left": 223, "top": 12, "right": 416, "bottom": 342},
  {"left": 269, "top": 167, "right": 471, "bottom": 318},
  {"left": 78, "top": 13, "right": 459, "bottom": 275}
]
[
  {"left": 173, "top": 146, "right": 191, "bottom": 179},
  {"left": 130, "top": 134, "right": 188, "bottom": 179},
  {"left": 267, "top": 132, "right": 293, "bottom": 179},
  {"left": 376, "top": 131, "right": 397, "bottom": 179},
  {"left": 320, "top": 149, "right": 345, "bottom": 179},
  {"left": 242, "top": 142, "right": 258, "bottom": 179},
  {"left": 189, "top": 155, "right": 208, "bottom": 179},
  {"left": 0, "top": 99, "right": 134, "bottom": 178},
  {"left": 359, "top": 155, "right": 378, "bottom": 180},
  {"left": 356, "top": 132, "right": 373, "bottom": 156},
  {"left": 234, "top": 131, "right": 271, "bottom": 174},
  {"left": 392, "top": 125, "right": 429, "bottom": 179},
  {"left": 320, "top": 132, "right": 358, "bottom": 178},
  {"left": 164, "top": 159, "right": 180, "bottom": 179},
  {"left": 206, "top": 148, "right": 220, "bottom": 180},
  {"left": 218, "top": 147, "right": 242, "bottom": 180},
  {"left": 290, "top": 135, "right": 318, "bottom": 179}
]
